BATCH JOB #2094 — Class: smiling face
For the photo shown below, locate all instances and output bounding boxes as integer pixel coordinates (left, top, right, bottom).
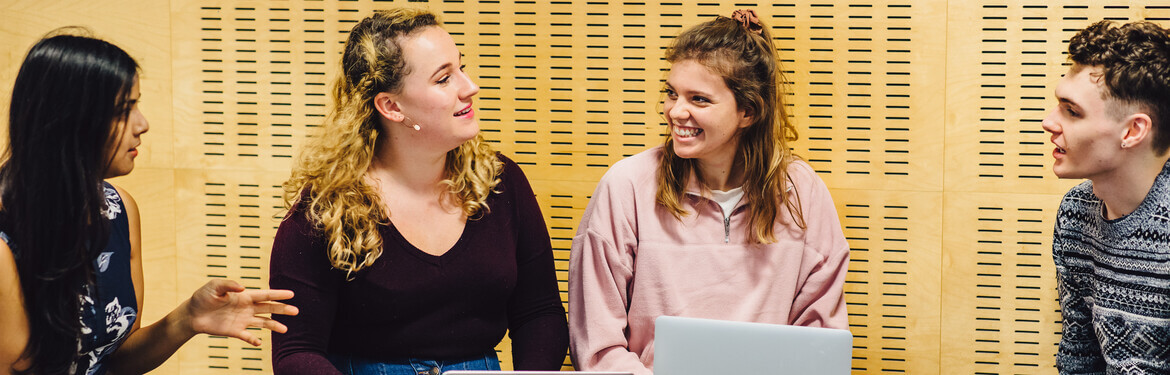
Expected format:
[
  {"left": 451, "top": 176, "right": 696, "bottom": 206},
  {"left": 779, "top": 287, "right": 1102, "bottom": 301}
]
[
  {"left": 103, "top": 78, "right": 148, "bottom": 179},
  {"left": 388, "top": 26, "right": 480, "bottom": 152},
  {"left": 663, "top": 59, "right": 752, "bottom": 167},
  {"left": 1041, "top": 65, "right": 1129, "bottom": 181}
]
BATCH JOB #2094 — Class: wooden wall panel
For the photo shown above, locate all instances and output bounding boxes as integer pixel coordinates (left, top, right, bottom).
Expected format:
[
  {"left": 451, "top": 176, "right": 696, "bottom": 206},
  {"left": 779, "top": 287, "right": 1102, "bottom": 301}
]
[
  {"left": 7, "top": 0, "right": 1170, "bottom": 374},
  {"left": 941, "top": 192, "right": 1065, "bottom": 374},
  {"left": 781, "top": 1, "right": 947, "bottom": 193},
  {"left": 832, "top": 189, "right": 942, "bottom": 374},
  {"left": 175, "top": 170, "right": 287, "bottom": 373}
]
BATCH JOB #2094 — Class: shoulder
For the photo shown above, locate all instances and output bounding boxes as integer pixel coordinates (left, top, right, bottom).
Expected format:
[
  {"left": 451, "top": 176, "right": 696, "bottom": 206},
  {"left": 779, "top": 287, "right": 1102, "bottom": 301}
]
[
  {"left": 784, "top": 159, "right": 820, "bottom": 183},
  {"left": 599, "top": 147, "right": 661, "bottom": 187},
  {"left": 784, "top": 159, "right": 830, "bottom": 196},
  {"left": 107, "top": 183, "right": 140, "bottom": 221},
  {"left": 1058, "top": 180, "right": 1097, "bottom": 214},
  {"left": 495, "top": 152, "right": 523, "bottom": 180}
]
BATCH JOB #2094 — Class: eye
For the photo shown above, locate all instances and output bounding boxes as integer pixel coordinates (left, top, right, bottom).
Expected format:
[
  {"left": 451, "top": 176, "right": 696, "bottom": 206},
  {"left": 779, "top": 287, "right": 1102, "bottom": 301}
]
[
  {"left": 1061, "top": 103, "right": 1079, "bottom": 117},
  {"left": 663, "top": 88, "right": 677, "bottom": 99},
  {"left": 692, "top": 96, "right": 710, "bottom": 104},
  {"left": 460, "top": 64, "right": 467, "bottom": 71},
  {"left": 437, "top": 74, "right": 451, "bottom": 84}
]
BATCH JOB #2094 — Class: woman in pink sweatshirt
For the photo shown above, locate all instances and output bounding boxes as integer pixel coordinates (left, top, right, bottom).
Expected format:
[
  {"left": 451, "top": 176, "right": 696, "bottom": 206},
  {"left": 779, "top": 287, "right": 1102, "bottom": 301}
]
[{"left": 568, "top": 10, "right": 851, "bottom": 374}]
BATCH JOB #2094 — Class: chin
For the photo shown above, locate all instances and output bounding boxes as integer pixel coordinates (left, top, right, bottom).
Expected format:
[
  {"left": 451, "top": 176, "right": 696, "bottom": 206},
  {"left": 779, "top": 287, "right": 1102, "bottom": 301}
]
[
  {"left": 1051, "top": 167, "right": 1080, "bottom": 180},
  {"left": 669, "top": 145, "right": 700, "bottom": 160}
]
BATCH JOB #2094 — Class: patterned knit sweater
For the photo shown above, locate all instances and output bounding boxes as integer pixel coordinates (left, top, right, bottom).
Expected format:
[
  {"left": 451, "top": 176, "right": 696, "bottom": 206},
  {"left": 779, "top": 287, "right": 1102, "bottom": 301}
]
[{"left": 1053, "top": 161, "right": 1170, "bottom": 374}]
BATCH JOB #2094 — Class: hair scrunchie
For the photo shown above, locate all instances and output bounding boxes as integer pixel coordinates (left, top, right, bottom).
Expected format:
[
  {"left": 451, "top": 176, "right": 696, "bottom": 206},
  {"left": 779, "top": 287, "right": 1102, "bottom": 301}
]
[{"left": 731, "top": 9, "right": 763, "bottom": 35}]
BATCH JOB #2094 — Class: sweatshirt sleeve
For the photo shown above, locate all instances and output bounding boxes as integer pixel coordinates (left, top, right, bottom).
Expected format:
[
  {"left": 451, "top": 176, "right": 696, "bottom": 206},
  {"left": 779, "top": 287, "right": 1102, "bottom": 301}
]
[
  {"left": 269, "top": 204, "right": 344, "bottom": 375},
  {"left": 568, "top": 165, "right": 653, "bottom": 375},
  {"left": 786, "top": 162, "right": 851, "bottom": 330},
  {"left": 500, "top": 156, "right": 571, "bottom": 370}
]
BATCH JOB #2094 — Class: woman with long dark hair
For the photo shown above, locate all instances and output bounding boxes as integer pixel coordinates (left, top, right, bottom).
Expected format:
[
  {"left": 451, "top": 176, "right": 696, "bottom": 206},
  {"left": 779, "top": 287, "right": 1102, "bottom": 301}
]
[{"left": 0, "top": 29, "right": 298, "bottom": 375}]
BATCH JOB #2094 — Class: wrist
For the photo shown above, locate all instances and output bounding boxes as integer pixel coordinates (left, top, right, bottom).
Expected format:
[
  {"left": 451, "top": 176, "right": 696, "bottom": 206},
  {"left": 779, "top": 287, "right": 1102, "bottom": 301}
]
[{"left": 170, "top": 299, "right": 199, "bottom": 340}]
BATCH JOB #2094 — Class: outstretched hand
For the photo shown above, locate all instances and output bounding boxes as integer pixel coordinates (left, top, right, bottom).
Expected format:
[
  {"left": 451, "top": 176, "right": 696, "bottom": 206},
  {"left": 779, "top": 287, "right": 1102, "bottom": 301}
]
[{"left": 186, "top": 279, "right": 298, "bottom": 346}]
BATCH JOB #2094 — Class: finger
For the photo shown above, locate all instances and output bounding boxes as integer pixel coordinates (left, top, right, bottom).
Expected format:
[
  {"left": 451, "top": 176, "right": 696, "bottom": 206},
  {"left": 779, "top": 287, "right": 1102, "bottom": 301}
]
[
  {"left": 208, "top": 279, "right": 245, "bottom": 295},
  {"left": 241, "top": 289, "right": 295, "bottom": 302},
  {"left": 233, "top": 330, "right": 262, "bottom": 347},
  {"left": 252, "top": 301, "right": 299, "bottom": 316},
  {"left": 253, "top": 316, "right": 289, "bottom": 334}
]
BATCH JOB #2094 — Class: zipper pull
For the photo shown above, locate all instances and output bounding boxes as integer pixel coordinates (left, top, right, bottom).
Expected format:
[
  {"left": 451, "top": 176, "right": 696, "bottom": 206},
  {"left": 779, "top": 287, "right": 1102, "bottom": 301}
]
[{"left": 724, "top": 215, "right": 731, "bottom": 243}]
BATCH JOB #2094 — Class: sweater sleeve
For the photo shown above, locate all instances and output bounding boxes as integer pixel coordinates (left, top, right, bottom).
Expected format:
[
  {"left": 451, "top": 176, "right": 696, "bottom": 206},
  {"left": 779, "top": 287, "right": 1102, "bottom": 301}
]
[
  {"left": 500, "top": 156, "right": 571, "bottom": 370},
  {"left": 787, "top": 162, "right": 851, "bottom": 329},
  {"left": 1052, "top": 214, "right": 1106, "bottom": 374},
  {"left": 568, "top": 167, "right": 652, "bottom": 375},
  {"left": 269, "top": 204, "right": 344, "bottom": 375}
]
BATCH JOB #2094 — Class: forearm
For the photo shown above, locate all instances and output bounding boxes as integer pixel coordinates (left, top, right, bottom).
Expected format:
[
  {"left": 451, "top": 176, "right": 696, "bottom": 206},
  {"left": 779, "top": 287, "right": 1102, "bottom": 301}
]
[{"left": 106, "top": 300, "right": 196, "bottom": 375}]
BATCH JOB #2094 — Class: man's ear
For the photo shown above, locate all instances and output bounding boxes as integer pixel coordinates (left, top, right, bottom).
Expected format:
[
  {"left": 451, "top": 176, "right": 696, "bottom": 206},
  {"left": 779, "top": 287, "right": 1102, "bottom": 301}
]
[
  {"left": 1121, "top": 112, "right": 1153, "bottom": 149},
  {"left": 374, "top": 92, "right": 404, "bottom": 122}
]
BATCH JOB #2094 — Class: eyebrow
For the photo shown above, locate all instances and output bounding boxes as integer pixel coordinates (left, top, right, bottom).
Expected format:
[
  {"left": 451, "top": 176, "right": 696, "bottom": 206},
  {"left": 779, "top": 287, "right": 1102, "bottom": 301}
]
[
  {"left": 1056, "top": 96, "right": 1081, "bottom": 111},
  {"left": 430, "top": 54, "right": 464, "bottom": 79},
  {"left": 431, "top": 62, "right": 453, "bottom": 79},
  {"left": 663, "top": 81, "right": 712, "bottom": 97}
]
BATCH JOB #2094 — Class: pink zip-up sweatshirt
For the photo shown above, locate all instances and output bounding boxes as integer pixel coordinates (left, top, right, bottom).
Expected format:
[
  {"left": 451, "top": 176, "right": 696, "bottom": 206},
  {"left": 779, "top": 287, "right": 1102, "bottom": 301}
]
[{"left": 568, "top": 146, "right": 850, "bottom": 374}]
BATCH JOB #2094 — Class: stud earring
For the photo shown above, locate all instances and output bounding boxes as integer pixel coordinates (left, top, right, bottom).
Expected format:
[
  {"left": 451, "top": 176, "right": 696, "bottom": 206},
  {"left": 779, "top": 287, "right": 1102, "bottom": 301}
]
[{"left": 1122, "top": 141, "right": 1129, "bottom": 148}]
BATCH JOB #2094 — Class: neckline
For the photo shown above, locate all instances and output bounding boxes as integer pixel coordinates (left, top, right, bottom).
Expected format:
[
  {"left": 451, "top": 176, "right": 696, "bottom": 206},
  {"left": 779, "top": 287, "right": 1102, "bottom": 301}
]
[
  {"left": 1098, "top": 159, "right": 1170, "bottom": 225},
  {"left": 384, "top": 218, "right": 471, "bottom": 264}
]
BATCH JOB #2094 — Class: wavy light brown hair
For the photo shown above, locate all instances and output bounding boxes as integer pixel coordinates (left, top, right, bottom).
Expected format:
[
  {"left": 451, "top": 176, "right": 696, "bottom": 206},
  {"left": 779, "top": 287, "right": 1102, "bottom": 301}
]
[
  {"left": 284, "top": 8, "right": 500, "bottom": 275},
  {"left": 657, "top": 11, "right": 805, "bottom": 243},
  {"left": 1069, "top": 20, "right": 1170, "bottom": 155}
]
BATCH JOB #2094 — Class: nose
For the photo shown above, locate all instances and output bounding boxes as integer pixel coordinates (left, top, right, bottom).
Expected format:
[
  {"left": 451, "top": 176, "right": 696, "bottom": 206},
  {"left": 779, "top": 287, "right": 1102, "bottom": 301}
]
[
  {"left": 1041, "top": 107, "right": 1060, "bottom": 135},
  {"left": 136, "top": 110, "right": 150, "bottom": 136},
  {"left": 666, "top": 100, "right": 689, "bottom": 124},
  {"left": 459, "top": 70, "right": 479, "bottom": 99}
]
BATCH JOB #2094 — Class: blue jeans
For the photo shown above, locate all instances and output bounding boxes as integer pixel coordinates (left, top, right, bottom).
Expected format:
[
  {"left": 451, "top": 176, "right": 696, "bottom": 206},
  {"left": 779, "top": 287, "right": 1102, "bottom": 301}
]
[{"left": 327, "top": 351, "right": 501, "bottom": 375}]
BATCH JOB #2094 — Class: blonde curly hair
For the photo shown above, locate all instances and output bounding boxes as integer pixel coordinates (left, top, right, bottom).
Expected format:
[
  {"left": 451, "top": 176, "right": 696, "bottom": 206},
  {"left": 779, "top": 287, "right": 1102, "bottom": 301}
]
[{"left": 284, "top": 8, "right": 500, "bottom": 275}]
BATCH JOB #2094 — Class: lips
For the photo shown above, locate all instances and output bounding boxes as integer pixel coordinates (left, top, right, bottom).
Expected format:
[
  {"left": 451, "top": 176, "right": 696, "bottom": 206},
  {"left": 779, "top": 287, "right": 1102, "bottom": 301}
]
[{"left": 454, "top": 104, "right": 472, "bottom": 117}]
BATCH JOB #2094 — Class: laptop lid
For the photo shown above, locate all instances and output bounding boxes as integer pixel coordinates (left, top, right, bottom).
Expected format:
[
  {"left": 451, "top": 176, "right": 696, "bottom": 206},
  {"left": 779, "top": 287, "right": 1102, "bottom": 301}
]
[{"left": 654, "top": 315, "right": 853, "bottom": 375}]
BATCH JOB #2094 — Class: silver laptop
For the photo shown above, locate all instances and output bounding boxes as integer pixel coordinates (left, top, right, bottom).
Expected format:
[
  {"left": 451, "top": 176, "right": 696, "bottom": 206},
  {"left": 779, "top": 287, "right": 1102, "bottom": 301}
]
[
  {"left": 654, "top": 315, "right": 853, "bottom": 375},
  {"left": 444, "top": 369, "right": 636, "bottom": 371}
]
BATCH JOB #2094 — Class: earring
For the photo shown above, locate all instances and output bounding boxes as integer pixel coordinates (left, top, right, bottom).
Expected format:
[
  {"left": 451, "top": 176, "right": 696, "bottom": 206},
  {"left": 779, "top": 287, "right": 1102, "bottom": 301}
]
[
  {"left": 404, "top": 117, "right": 421, "bottom": 131},
  {"left": 1122, "top": 141, "right": 1129, "bottom": 148}
]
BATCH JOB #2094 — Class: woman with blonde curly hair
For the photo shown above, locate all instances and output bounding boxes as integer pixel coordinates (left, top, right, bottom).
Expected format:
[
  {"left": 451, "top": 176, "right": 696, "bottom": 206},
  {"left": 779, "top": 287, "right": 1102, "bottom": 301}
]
[
  {"left": 269, "top": 8, "right": 568, "bottom": 374},
  {"left": 569, "top": 10, "right": 850, "bottom": 374}
]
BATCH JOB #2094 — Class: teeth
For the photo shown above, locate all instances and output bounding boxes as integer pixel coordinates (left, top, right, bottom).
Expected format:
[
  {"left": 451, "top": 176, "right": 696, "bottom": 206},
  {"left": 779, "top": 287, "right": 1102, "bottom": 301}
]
[
  {"left": 454, "top": 107, "right": 471, "bottom": 116},
  {"left": 674, "top": 127, "right": 703, "bottom": 137},
  {"left": 1057, "top": 147, "right": 1066, "bottom": 153}
]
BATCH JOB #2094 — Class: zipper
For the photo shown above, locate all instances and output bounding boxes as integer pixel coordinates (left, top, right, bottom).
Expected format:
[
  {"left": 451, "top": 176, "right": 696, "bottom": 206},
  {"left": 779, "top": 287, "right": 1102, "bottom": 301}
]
[{"left": 723, "top": 214, "right": 731, "bottom": 243}]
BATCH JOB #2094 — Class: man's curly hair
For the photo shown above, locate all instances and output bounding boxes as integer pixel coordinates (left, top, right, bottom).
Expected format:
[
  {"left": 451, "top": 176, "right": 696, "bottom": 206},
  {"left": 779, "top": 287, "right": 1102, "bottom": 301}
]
[{"left": 1069, "top": 20, "right": 1170, "bottom": 154}]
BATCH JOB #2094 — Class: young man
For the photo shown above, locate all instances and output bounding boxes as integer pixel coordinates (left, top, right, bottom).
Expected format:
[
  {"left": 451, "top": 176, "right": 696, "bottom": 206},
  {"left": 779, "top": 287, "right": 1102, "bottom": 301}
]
[{"left": 1044, "top": 20, "right": 1170, "bottom": 373}]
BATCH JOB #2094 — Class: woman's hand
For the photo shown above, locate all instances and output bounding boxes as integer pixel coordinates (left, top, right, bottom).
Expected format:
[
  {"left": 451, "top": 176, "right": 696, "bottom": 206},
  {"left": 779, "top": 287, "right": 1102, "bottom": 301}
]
[{"left": 186, "top": 279, "right": 299, "bottom": 346}]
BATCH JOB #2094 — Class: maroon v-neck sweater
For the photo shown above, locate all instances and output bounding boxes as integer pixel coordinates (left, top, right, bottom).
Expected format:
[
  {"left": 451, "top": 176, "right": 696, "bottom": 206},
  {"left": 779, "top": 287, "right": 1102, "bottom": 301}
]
[{"left": 270, "top": 155, "right": 568, "bottom": 374}]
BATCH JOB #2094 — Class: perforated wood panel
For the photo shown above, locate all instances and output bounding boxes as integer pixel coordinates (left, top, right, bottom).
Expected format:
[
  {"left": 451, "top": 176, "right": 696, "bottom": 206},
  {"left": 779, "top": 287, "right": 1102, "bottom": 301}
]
[
  {"left": 945, "top": 2, "right": 1170, "bottom": 194},
  {"left": 941, "top": 193, "right": 1065, "bottom": 374},
  {"left": 832, "top": 190, "right": 941, "bottom": 374},
  {"left": 9, "top": 0, "right": 1170, "bottom": 374},
  {"left": 780, "top": 1, "right": 946, "bottom": 192},
  {"left": 941, "top": 4, "right": 1170, "bottom": 374},
  {"left": 175, "top": 170, "right": 288, "bottom": 372}
]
